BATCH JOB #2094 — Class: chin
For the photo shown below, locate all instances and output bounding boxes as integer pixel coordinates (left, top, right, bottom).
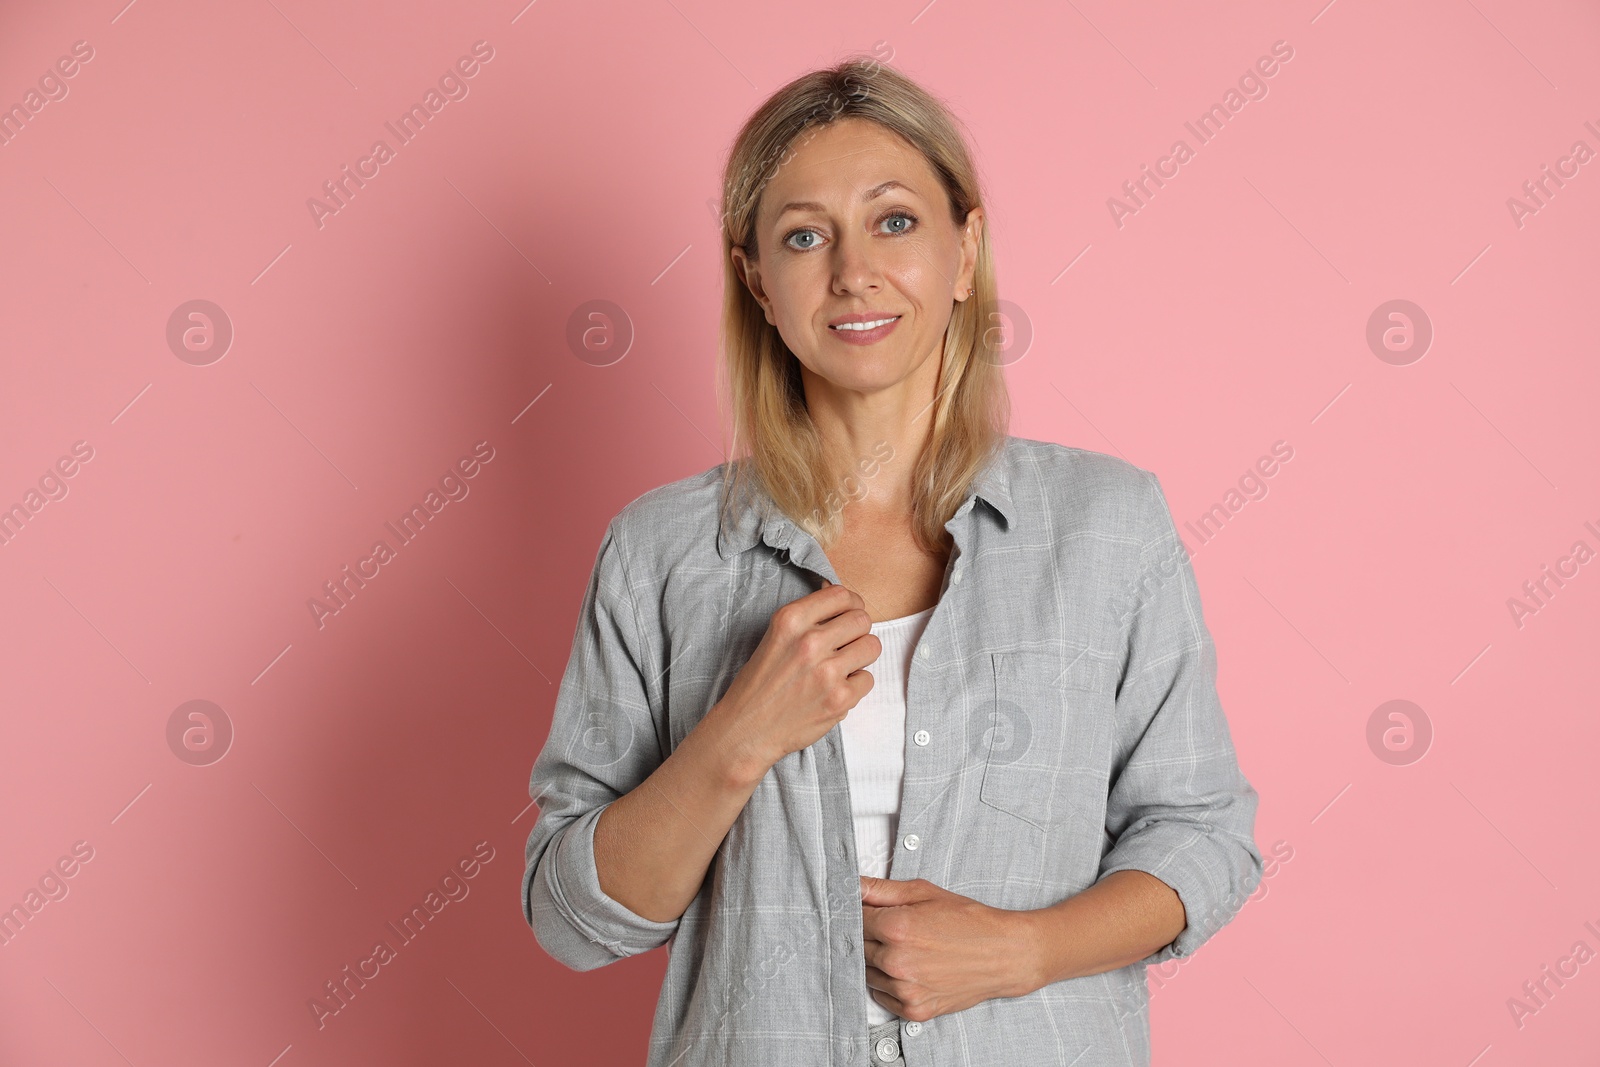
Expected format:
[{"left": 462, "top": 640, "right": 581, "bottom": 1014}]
[{"left": 819, "top": 364, "right": 912, "bottom": 391}]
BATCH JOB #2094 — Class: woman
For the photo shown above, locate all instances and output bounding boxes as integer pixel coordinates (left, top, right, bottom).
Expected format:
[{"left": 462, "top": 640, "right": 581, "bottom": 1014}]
[{"left": 522, "top": 57, "right": 1263, "bottom": 1067}]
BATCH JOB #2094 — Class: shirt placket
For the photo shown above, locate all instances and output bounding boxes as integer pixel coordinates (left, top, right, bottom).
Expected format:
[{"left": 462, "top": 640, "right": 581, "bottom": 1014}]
[
  {"left": 893, "top": 496, "right": 976, "bottom": 884},
  {"left": 763, "top": 518, "right": 869, "bottom": 1064},
  {"left": 768, "top": 499, "right": 978, "bottom": 1066}
]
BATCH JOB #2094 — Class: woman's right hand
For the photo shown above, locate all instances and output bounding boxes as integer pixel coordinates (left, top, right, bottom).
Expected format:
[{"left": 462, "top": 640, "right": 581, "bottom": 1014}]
[{"left": 711, "top": 578, "right": 881, "bottom": 782}]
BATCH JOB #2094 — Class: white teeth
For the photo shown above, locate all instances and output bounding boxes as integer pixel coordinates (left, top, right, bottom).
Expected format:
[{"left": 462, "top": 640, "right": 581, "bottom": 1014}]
[{"left": 831, "top": 317, "right": 898, "bottom": 331}]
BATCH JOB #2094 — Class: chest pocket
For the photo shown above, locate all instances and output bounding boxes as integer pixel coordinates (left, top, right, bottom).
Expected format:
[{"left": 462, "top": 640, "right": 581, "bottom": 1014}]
[{"left": 975, "top": 650, "right": 1116, "bottom": 832}]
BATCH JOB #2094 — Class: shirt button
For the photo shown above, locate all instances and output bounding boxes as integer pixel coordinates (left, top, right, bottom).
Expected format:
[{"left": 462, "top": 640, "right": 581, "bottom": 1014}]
[
  {"left": 918, "top": 645, "right": 929, "bottom": 660},
  {"left": 951, "top": 566, "right": 963, "bottom": 585},
  {"left": 913, "top": 729, "right": 930, "bottom": 746},
  {"left": 875, "top": 1036, "right": 901, "bottom": 1061},
  {"left": 903, "top": 833, "right": 920, "bottom": 851},
  {"left": 904, "top": 1021, "right": 923, "bottom": 1037}
]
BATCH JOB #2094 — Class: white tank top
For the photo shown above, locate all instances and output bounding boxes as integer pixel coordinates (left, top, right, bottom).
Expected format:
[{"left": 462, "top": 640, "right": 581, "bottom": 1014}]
[{"left": 840, "top": 604, "right": 935, "bottom": 1025}]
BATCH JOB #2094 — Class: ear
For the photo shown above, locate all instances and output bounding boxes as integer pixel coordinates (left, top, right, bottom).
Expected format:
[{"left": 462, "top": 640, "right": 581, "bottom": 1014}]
[
  {"left": 730, "top": 245, "right": 776, "bottom": 325},
  {"left": 954, "top": 206, "right": 984, "bottom": 302}
]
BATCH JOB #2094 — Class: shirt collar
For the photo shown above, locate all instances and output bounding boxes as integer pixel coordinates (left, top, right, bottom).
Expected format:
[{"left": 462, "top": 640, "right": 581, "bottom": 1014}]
[{"left": 715, "top": 437, "right": 1017, "bottom": 560}]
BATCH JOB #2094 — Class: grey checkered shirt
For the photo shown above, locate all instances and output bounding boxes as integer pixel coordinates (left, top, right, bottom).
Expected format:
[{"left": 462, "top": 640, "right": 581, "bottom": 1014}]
[{"left": 522, "top": 435, "right": 1263, "bottom": 1066}]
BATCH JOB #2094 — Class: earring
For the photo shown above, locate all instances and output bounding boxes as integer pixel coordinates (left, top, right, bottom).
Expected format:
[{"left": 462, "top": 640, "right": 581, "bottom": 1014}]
[{"left": 966, "top": 287, "right": 976, "bottom": 297}]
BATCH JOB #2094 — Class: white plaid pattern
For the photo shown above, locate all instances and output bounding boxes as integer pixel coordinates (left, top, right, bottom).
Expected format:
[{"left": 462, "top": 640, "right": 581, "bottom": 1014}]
[{"left": 523, "top": 436, "right": 1263, "bottom": 1066}]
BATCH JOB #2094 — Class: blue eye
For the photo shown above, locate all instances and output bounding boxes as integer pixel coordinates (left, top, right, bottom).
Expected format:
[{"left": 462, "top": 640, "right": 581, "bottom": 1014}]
[
  {"left": 882, "top": 211, "right": 917, "bottom": 234},
  {"left": 781, "top": 211, "right": 918, "bottom": 251}
]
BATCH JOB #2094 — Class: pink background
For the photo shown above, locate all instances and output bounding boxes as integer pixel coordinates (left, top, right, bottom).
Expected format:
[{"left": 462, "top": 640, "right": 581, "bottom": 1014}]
[{"left": 3, "top": 0, "right": 1597, "bottom": 1063}]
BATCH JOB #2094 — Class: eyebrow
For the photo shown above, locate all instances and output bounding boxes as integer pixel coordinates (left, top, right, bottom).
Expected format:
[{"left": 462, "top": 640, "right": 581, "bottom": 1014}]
[{"left": 774, "top": 180, "right": 918, "bottom": 219}]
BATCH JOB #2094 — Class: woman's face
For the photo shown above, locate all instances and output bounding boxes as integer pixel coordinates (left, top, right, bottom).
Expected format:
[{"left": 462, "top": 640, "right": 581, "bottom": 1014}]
[{"left": 731, "top": 117, "right": 982, "bottom": 406}]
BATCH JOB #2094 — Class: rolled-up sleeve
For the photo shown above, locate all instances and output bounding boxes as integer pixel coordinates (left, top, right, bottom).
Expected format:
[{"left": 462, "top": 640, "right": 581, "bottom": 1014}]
[
  {"left": 1096, "top": 471, "right": 1263, "bottom": 966},
  {"left": 522, "top": 518, "right": 682, "bottom": 972}
]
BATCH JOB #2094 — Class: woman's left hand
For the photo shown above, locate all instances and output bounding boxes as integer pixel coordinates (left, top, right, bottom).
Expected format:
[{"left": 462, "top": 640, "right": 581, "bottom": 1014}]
[{"left": 859, "top": 875, "right": 1039, "bottom": 1021}]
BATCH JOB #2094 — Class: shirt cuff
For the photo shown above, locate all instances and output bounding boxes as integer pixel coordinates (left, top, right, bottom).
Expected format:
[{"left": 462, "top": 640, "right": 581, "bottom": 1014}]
[
  {"left": 1098, "top": 821, "right": 1257, "bottom": 967},
  {"left": 524, "top": 802, "right": 682, "bottom": 971}
]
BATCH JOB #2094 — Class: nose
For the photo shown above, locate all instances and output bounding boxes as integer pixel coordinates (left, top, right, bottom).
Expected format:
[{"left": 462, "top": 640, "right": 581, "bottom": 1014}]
[{"left": 831, "top": 229, "right": 880, "bottom": 297}]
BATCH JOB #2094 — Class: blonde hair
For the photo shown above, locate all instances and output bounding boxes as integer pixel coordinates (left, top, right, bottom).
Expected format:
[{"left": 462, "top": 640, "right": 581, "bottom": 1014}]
[{"left": 713, "top": 55, "right": 1009, "bottom": 556}]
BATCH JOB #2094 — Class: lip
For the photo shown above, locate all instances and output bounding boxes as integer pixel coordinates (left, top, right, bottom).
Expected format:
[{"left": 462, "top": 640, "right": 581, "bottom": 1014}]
[
  {"left": 827, "top": 312, "right": 902, "bottom": 345},
  {"left": 829, "top": 311, "right": 901, "bottom": 327}
]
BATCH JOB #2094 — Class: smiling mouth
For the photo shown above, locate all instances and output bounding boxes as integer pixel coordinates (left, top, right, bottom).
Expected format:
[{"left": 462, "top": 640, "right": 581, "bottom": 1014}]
[{"left": 829, "top": 316, "right": 901, "bottom": 332}]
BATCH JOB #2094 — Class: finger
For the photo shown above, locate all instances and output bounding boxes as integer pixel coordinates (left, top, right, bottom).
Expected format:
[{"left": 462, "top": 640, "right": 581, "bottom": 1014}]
[
  {"left": 864, "top": 967, "right": 908, "bottom": 1014},
  {"left": 861, "top": 934, "right": 889, "bottom": 970},
  {"left": 815, "top": 603, "right": 873, "bottom": 653},
  {"left": 836, "top": 631, "right": 883, "bottom": 677},
  {"left": 812, "top": 574, "right": 861, "bottom": 605},
  {"left": 870, "top": 991, "right": 907, "bottom": 1019},
  {"left": 864, "top": 963, "right": 900, "bottom": 988},
  {"left": 861, "top": 876, "right": 916, "bottom": 907},
  {"left": 789, "top": 581, "right": 862, "bottom": 627}
]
